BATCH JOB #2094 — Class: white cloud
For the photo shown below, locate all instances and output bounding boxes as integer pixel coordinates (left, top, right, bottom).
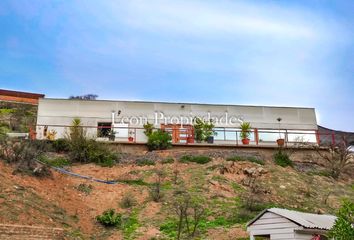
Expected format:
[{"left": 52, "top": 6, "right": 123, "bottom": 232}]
[{"left": 100, "top": 0, "right": 328, "bottom": 40}]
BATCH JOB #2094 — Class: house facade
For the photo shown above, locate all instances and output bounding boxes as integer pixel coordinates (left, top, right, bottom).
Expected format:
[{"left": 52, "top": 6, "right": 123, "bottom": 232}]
[{"left": 36, "top": 98, "right": 318, "bottom": 145}]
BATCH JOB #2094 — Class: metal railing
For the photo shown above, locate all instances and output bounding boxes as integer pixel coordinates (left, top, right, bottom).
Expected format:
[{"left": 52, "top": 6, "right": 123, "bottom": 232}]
[{"left": 34, "top": 124, "right": 349, "bottom": 147}]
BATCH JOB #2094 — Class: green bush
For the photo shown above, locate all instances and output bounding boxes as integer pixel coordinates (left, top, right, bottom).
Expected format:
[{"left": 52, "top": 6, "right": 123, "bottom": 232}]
[
  {"left": 43, "top": 156, "right": 71, "bottom": 168},
  {"left": 52, "top": 138, "right": 71, "bottom": 152},
  {"left": 179, "top": 155, "right": 212, "bottom": 164},
  {"left": 96, "top": 209, "right": 122, "bottom": 227},
  {"left": 68, "top": 138, "right": 119, "bottom": 167},
  {"left": 226, "top": 155, "right": 264, "bottom": 165},
  {"left": 146, "top": 129, "right": 172, "bottom": 151},
  {"left": 273, "top": 150, "right": 293, "bottom": 167},
  {"left": 161, "top": 157, "right": 174, "bottom": 164},
  {"left": 136, "top": 158, "right": 155, "bottom": 166},
  {"left": 328, "top": 199, "right": 354, "bottom": 239}
]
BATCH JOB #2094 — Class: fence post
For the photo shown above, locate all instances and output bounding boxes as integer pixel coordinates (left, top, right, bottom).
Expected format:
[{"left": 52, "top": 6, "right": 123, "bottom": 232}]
[{"left": 315, "top": 130, "right": 320, "bottom": 145}]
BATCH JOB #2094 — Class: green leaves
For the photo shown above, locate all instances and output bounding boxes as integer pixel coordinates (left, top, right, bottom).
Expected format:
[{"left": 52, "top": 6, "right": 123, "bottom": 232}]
[
  {"left": 96, "top": 209, "right": 122, "bottom": 227},
  {"left": 328, "top": 200, "right": 354, "bottom": 240},
  {"left": 146, "top": 129, "right": 172, "bottom": 151}
]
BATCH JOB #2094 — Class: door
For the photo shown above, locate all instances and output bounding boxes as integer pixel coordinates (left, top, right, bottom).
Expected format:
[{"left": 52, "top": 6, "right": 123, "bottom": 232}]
[{"left": 161, "top": 124, "right": 194, "bottom": 143}]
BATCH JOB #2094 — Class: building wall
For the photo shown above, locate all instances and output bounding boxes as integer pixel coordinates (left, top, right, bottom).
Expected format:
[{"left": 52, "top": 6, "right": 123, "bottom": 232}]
[
  {"left": 36, "top": 98, "right": 318, "bottom": 140},
  {"left": 294, "top": 232, "right": 315, "bottom": 240},
  {"left": 248, "top": 212, "right": 299, "bottom": 240}
]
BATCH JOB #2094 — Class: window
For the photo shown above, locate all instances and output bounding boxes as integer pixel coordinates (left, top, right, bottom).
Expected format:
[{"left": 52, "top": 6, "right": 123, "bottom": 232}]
[{"left": 97, "top": 122, "right": 112, "bottom": 137}]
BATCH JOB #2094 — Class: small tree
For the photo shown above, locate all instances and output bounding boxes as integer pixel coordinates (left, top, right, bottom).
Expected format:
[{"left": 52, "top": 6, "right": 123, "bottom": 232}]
[
  {"left": 315, "top": 141, "right": 353, "bottom": 179},
  {"left": 328, "top": 199, "right": 354, "bottom": 239},
  {"left": 149, "top": 169, "right": 166, "bottom": 202},
  {"left": 170, "top": 188, "right": 206, "bottom": 239}
]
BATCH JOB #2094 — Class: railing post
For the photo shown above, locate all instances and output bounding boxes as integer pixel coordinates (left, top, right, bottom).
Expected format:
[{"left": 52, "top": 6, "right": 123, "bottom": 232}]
[
  {"left": 236, "top": 129, "right": 238, "bottom": 146},
  {"left": 285, "top": 129, "right": 288, "bottom": 147},
  {"left": 255, "top": 128, "right": 259, "bottom": 145},
  {"left": 134, "top": 128, "right": 137, "bottom": 143},
  {"left": 315, "top": 130, "right": 320, "bottom": 145}
]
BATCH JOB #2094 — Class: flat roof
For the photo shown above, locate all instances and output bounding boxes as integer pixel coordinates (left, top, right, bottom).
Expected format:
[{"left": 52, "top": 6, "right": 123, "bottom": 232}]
[
  {"left": 40, "top": 97, "right": 315, "bottom": 110},
  {"left": 0, "top": 89, "right": 45, "bottom": 98}
]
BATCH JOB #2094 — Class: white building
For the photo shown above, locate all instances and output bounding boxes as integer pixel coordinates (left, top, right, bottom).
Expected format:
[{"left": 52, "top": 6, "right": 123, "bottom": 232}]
[
  {"left": 247, "top": 208, "right": 336, "bottom": 240},
  {"left": 36, "top": 98, "right": 318, "bottom": 145}
]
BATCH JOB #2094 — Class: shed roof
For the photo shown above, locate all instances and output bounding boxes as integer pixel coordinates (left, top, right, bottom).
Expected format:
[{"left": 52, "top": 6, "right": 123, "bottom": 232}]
[{"left": 247, "top": 208, "right": 337, "bottom": 230}]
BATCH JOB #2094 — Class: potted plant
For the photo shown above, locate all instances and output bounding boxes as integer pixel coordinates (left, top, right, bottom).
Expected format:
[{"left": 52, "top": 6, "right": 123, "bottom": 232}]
[
  {"left": 128, "top": 130, "right": 134, "bottom": 142},
  {"left": 276, "top": 117, "right": 285, "bottom": 147},
  {"left": 204, "top": 120, "right": 217, "bottom": 144},
  {"left": 240, "top": 122, "right": 251, "bottom": 145},
  {"left": 108, "top": 129, "right": 116, "bottom": 141},
  {"left": 193, "top": 117, "right": 204, "bottom": 143}
]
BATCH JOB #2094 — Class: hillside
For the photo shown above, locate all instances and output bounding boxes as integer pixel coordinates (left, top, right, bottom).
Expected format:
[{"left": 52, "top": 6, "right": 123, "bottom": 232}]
[{"left": 0, "top": 148, "right": 353, "bottom": 240}]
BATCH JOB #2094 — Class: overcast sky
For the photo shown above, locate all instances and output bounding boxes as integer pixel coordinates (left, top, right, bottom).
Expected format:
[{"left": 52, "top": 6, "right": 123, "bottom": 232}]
[{"left": 0, "top": 0, "right": 353, "bottom": 131}]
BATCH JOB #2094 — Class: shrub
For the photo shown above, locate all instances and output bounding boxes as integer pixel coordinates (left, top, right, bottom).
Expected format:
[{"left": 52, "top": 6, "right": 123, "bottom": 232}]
[
  {"left": 146, "top": 129, "right": 172, "bottom": 151},
  {"left": 0, "top": 138, "right": 52, "bottom": 178},
  {"left": 120, "top": 192, "right": 137, "bottom": 209},
  {"left": 136, "top": 158, "right": 155, "bottom": 166},
  {"left": 87, "top": 143, "right": 119, "bottom": 167},
  {"left": 68, "top": 137, "right": 119, "bottom": 167},
  {"left": 328, "top": 199, "right": 354, "bottom": 239},
  {"left": 161, "top": 157, "right": 174, "bottom": 164},
  {"left": 226, "top": 155, "right": 264, "bottom": 165},
  {"left": 43, "top": 156, "right": 71, "bottom": 168},
  {"left": 76, "top": 183, "right": 93, "bottom": 195},
  {"left": 52, "top": 138, "right": 71, "bottom": 152},
  {"left": 96, "top": 209, "right": 122, "bottom": 227},
  {"left": 149, "top": 169, "right": 166, "bottom": 202},
  {"left": 273, "top": 150, "right": 293, "bottom": 167},
  {"left": 179, "top": 155, "right": 211, "bottom": 164},
  {"left": 143, "top": 122, "right": 154, "bottom": 137}
]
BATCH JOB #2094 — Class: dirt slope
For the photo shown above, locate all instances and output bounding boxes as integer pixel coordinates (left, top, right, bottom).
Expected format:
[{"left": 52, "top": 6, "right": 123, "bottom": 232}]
[{"left": 0, "top": 150, "right": 353, "bottom": 240}]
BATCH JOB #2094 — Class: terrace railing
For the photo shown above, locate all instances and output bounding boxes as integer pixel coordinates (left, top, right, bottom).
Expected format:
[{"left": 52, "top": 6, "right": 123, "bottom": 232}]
[{"left": 35, "top": 124, "right": 346, "bottom": 147}]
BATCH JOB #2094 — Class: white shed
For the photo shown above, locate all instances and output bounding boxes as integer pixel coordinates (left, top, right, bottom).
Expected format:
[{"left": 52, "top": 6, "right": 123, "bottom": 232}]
[{"left": 247, "top": 208, "right": 337, "bottom": 240}]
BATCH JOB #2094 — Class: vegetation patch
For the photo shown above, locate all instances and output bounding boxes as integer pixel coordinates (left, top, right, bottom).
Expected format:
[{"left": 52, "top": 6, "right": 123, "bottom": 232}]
[
  {"left": 273, "top": 150, "right": 293, "bottom": 167},
  {"left": 161, "top": 157, "right": 174, "bottom": 164},
  {"left": 76, "top": 183, "right": 93, "bottom": 195},
  {"left": 52, "top": 138, "right": 71, "bottom": 153},
  {"left": 122, "top": 210, "right": 140, "bottom": 240},
  {"left": 40, "top": 156, "right": 71, "bottom": 168},
  {"left": 96, "top": 209, "right": 122, "bottom": 227},
  {"left": 118, "top": 179, "right": 150, "bottom": 186},
  {"left": 179, "top": 155, "right": 212, "bottom": 164},
  {"left": 143, "top": 124, "right": 172, "bottom": 151},
  {"left": 120, "top": 192, "right": 137, "bottom": 209},
  {"left": 136, "top": 158, "right": 155, "bottom": 166}
]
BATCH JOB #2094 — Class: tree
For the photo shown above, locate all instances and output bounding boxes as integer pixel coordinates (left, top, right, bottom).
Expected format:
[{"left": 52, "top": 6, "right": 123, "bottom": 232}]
[
  {"left": 69, "top": 94, "right": 98, "bottom": 100},
  {"left": 328, "top": 200, "right": 354, "bottom": 240},
  {"left": 314, "top": 140, "right": 354, "bottom": 179}
]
